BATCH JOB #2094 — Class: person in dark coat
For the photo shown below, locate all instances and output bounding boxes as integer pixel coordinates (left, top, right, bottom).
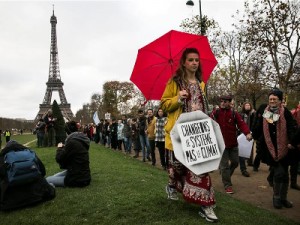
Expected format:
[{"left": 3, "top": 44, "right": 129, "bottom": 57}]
[
  {"left": 46, "top": 121, "right": 91, "bottom": 187},
  {"left": 0, "top": 140, "right": 55, "bottom": 211},
  {"left": 289, "top": 123, "right": 300, "bottom": 190},
  {"left": 43, "top": 109, "right": 56, "bottom": 147},
  {"left": 252, "top": 88, "right": 297, "bottom": 209},
  {"left": 110, "top": 119, "right": 118, "bottom": 150}
]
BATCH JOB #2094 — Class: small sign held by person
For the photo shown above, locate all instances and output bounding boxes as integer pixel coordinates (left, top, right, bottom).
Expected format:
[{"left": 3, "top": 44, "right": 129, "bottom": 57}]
[
  {"left": 105, "top": 112, "right": 111, "bottom": 120},
  {"left": 177, "top": 118, "right": 221, "bottom": 166}
]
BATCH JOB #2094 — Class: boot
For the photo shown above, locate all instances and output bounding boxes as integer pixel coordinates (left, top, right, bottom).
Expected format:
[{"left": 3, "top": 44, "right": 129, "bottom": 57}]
[
  {"left": 273, "top": 196, "right": 282, "bottom": 209},
  {"left": 280, "top": 183, "right": 293, "bottom": 208},
  {"left": 273, "top": 182, "right": 282, "bottom": 209},
  {"left": 281, "top": 199, "right": 293, "bottom": 208}
]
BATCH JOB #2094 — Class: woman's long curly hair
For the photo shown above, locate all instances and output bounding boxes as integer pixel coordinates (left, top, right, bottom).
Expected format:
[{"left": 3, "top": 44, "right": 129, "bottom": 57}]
[{"left": 172, "top": 48, "right": 203, "bottom": 88}]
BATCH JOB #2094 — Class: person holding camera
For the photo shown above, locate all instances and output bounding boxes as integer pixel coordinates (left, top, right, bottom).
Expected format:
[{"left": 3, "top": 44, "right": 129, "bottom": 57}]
[{"left": 46, "top": 121, "right": 91, "bottom": 187}]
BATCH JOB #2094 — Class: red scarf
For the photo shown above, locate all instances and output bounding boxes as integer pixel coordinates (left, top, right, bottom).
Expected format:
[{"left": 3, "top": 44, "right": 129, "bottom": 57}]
[{"left": 263, "top": 106, "right": 288, "bottom": 161}]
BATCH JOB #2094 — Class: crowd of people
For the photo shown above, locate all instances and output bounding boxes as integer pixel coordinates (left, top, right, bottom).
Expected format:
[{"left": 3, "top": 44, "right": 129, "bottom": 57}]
[
  {"left": 92, "top": 108, "right": 168, "bottom": 170},
  {"left": 0, "top": 48, "right": 299, "bottom": 223},
  {"left": 53, "top": 48, "right": 298, "bottom": 222}
]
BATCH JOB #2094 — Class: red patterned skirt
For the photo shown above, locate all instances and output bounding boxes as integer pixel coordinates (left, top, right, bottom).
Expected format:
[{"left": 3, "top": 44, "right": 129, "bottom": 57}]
[{"left": 167, "top": 150, "right": 216, "bottom": 206}]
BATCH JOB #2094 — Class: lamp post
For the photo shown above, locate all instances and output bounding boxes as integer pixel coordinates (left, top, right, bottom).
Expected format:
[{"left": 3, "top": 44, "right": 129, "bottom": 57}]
[{"left": 186, "top": 0, "right": 206, "bottom": 35}]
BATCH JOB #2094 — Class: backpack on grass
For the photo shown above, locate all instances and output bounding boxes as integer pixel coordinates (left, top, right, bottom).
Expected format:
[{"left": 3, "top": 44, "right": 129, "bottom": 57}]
[{"left": 4, "top": 149, "right": 41, "bottom": 187}]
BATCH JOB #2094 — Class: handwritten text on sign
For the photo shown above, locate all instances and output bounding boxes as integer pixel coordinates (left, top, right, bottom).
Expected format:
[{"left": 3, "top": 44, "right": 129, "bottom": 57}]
[{"left": 177, "top": 118, "right": 221, "bottom": 166}]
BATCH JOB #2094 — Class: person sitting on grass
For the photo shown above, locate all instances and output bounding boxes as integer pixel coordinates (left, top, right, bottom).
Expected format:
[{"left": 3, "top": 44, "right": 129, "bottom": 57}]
[
  {"left": 0, "top": 140, "right": 55, "bottom": 211},
  {"left": 46, "top": 121, "right": 91, "bottom": 187}
]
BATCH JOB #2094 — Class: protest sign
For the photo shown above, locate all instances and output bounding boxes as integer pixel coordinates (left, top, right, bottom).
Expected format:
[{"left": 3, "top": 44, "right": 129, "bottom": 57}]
[
  {"left": 177, "top": 118, "right": 221, "bottom": 166},
  {"left": 171, "top": 111, "right": 225, "bottom": 175},
  {"left": 105, "top": 112, "right": 111, "bottom": 120},
  {"left": 237, "top": 134, "right": 253, "bottom": 158}
]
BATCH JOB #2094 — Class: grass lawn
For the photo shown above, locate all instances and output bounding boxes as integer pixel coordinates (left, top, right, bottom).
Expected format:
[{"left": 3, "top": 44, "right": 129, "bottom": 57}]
[{"left": 0, "top": 135, "right": 298, "bottom": 225}]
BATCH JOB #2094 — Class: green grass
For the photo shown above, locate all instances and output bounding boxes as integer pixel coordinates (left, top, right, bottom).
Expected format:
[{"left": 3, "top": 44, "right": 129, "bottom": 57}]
[
  {"left": 0, "top": 135, "right": 298, "bottom": 225},
  {"left": 6, "top": 134, "right": 36, "bottom": 145}
]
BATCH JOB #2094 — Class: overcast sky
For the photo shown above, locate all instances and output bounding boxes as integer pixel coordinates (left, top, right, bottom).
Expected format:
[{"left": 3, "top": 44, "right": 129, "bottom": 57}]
[{"left": 0, "top": 0, "right": 245, "bottom": 120}]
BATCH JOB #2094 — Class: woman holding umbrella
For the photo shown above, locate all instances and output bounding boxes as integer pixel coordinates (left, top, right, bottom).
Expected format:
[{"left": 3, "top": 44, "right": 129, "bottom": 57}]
[{"left": 161, "top": 48, "right": 218, "bottom": 223}]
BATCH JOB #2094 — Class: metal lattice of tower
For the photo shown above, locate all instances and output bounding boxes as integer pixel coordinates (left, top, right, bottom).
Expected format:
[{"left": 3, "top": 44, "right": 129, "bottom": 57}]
[{"left": 36, "top": 8, "right": 73, "bottom": 120}]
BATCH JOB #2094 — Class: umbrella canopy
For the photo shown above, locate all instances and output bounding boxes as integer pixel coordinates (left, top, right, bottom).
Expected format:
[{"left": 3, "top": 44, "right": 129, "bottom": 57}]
[{"left": 130, "top": 30, "right": 217, "bottom": 100}]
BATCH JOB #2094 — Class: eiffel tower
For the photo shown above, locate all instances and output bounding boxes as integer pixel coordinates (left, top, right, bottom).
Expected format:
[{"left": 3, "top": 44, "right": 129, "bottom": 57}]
[{"left": 36, "top": 8, "right": 73, "bottom": 120}]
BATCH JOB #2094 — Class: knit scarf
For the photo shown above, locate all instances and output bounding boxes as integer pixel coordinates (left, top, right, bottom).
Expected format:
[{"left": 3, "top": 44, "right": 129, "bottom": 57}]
[{"left": 263, "top": 105, "right": 288, "bottom": 161}]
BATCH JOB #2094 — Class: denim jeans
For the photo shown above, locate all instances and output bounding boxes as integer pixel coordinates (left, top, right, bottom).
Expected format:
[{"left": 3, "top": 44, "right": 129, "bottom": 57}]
[
  {"left": 37, "top": 132, "right": 45, "bottom": 147},
  {"left": 239, "top": 157, "right": 247, "bottom": 172},
  {"left": 139, "top": 134, "right": 151, "bottom": 160},
  {"left": 124, "top": 137, "right": 132, "bottom": 153},
  {"left": 46, "top": 170, "right": 67, "bottom": 187}
]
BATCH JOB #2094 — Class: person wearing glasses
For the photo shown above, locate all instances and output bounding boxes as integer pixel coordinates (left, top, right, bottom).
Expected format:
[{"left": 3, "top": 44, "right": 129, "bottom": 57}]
[{"left": 210, "top": 95, "right": 252, "bottom": 194}]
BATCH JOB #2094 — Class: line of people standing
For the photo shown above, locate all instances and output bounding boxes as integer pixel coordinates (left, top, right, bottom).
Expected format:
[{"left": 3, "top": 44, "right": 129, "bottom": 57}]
[{"left": 94, "top": 110, "right": 167, "bottom": 170}]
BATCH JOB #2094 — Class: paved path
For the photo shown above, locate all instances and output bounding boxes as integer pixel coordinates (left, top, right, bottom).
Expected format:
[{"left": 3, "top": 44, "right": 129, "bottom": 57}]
[{"left": 209, "top": 163, "right": 300, "bottom": 223}]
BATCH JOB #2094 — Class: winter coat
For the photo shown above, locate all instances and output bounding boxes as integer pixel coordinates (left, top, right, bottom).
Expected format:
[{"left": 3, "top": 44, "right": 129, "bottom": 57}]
[
  {"left": 210, "top": 108, "right": 251, "bottom": 148},
  {"left": 56, "top": 132, "right": 91, "bottom": 187},
  {"left": 123, "top": 123, "right": 132, "bottom": 138},
  {"left": 138, "top": 116, "right": 147, "bottom": 136},
  {"left": 147, "top": 117, "right": 156, "bottom": 140},
  {"left": 252, "top": 105, "right": 297, "bottom": 166},
  {"left": 0, "top": 143, "right": 55, "bottom": 211}
]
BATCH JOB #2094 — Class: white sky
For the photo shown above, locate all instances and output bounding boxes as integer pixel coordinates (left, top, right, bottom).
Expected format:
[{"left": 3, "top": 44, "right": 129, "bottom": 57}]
[{"left": 0, "top": 0, "right": 245, "bottom": 120}]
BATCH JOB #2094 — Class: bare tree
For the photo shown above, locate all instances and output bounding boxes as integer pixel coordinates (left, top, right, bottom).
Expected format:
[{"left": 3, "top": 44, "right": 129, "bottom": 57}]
[{"left": 243, "top": 0, "right": 300, "bottom": 92}]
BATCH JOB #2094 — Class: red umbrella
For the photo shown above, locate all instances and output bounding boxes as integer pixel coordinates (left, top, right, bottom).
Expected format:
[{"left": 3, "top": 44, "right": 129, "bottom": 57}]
[{"left": 130, "top": 30, "right": 217, "bottom": 100}]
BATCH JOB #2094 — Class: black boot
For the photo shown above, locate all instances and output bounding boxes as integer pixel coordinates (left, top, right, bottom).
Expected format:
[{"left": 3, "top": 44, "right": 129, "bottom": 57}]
[
  {"left": 273, "top": 196, "right": 282, "bottom": 209},
  {"left": 281, "top": 199, "right": 293, "bottom": 208},
  {"left": 280, "top": 183, "right": 293, "bottom": 208}
]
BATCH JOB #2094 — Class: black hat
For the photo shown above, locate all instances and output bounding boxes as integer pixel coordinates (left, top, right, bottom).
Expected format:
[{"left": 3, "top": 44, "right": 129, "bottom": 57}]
[{"left": 269, "top": 88, "right": 283, "bottom": 101}]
